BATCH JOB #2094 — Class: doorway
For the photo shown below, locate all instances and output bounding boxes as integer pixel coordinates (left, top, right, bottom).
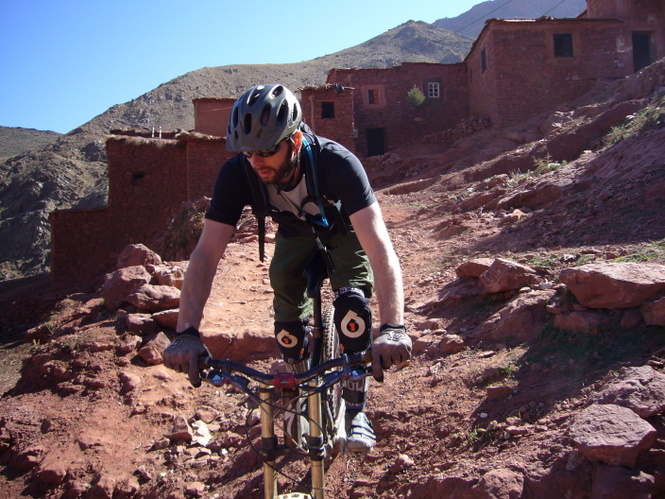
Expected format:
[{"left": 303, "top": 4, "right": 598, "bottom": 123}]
[
  {"left": 366, "top": 128, "right": 386, "bottom": 157},
  {"left": 632, "top": 31, "right": 652, "bottom": 72}
]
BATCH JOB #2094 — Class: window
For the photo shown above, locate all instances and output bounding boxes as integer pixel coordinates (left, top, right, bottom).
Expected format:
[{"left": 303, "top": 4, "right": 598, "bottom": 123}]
[
  {"left": 426, "top": 82, "right": 440, "bottom": 99},
  {"left": 481, "top": 48, "right": 487, "bottom": 73},
  {"left": 554, "top": 33, "right": 574, "bottom": 57},
  {"left": 363, "top": 86, "right": 385, "bottom": 107},
  {"left": 321, "top": 102, "right": 335, "bottom": 119}
]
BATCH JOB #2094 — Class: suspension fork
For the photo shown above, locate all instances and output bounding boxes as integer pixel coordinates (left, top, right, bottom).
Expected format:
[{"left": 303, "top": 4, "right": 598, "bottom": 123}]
[
  {"left": 259, "top": 382, "right": 278, "bottom": 499},
  {"left": 307, "top": 379, "right": 325, "bottom": 499}
]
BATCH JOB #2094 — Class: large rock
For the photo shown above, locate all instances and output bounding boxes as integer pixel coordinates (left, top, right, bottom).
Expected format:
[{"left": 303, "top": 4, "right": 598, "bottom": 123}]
[
  {"left": 559, "top": 263, "right": 665, "bottom": 309},
  {"left": 150, "top": 264, "right": 185, "bottom": 289},
  {"left": 471, "top": 289, "right": 555, "bottom": 344},
  {"left": 568, "top": 403, "right": 657, "bottom": 467},
  {"left": 126, "top": 284, "right": 180, "bottom": 312},
  {"left": 116, "top": 244, "right": 162, "bottom": 269},
  {"left": 591, "top": 366, "right": 665, "bottom": 418},
  {"left": 480, "top": 258, "right": 539, "bottom": 293},
  {"left": 137, "top": 332, "right": 170, "bottom": 365},
  {"left": 101, "top": 266, "right": 152, "bottom": 311},
  {"left": 455, "top": 258, "right": 494, "bottom": 278}
]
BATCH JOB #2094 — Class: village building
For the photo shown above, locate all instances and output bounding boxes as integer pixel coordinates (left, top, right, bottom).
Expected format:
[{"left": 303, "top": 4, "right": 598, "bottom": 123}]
[{"left": 50, "top": 0, "right": 665, "bottom": 288}]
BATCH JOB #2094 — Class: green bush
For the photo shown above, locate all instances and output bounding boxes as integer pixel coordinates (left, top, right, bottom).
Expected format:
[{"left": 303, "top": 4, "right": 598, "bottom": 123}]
[{"left": 407, "top": 85, "right": 426, "bottom": 108}]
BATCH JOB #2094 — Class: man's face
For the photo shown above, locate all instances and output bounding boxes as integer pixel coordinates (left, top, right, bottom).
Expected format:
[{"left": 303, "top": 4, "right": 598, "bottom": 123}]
[{"left": 247, "top": 140, "right": 292, "bottom": 184}]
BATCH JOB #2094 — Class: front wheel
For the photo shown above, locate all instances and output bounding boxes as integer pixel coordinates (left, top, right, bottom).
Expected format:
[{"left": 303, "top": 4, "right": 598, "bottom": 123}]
[{"left": 321, "top": 305, "right": 345, "bottom": 456}]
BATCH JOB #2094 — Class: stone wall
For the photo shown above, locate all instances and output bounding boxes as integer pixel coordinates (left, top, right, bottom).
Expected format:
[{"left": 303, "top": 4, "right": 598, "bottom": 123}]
[
  {"left": 51, "top": 135, "right": 227, "bottom": 289},
  {"left": 193, "top": 98, "right": 235, "bottom": 137},
  {"left": 183, "top": 136, "right": 231, "bottom": 200}
]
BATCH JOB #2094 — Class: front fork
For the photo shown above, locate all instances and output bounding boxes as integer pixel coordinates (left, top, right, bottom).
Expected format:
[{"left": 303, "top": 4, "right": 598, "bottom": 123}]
[
  {"left": 259, "top": 383, "right": 279, "bottom": 499},
  {"left": 260, "top": 380, "right": 327, "bottom": 499},
  {"left": 308, "top": 379, "right": 325, "bottom": 499}
]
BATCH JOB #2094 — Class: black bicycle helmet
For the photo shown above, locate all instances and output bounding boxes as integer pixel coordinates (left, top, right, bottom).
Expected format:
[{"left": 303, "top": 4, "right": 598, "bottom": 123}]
[{"left": 226, "top": 84, "right": 302, "bottom": 152}]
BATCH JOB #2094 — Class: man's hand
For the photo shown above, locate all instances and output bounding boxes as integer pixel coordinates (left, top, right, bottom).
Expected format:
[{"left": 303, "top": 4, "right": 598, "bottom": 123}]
[
  {"left": 371, "top": 324, "right": 412, "bottom": 382},
  {"left": 164, "top": 328, "right": 208, "bottom": 387}
]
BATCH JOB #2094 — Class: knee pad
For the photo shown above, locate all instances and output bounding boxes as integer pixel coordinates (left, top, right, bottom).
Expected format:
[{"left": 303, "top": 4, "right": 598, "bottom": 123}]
[
  {"left": 333, "top": 287, "right": 372, "bottom": 353},
  {"left": 274, "top": 320, "right": 309, "bottom": 364}
]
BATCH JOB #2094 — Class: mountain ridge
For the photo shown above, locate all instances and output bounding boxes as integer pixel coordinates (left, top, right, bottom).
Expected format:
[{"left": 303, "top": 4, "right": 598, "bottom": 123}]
[{"left": 434, "top": 0, "right": 587, "bottom": 38}]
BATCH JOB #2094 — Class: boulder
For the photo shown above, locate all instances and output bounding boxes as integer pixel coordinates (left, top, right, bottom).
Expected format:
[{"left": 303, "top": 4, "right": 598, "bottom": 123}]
[
  {"left": 591, "top": 366, "right": 665, "bottom": 418},
  {"left": 153, "top": 309, "right": 179, "bottom": 329},
  {"left": 473, "top": 468, "right": 524, "bottom": 498},
  {"left": 559, "top": 262, "right": 665, "bottom": 309},
  {"left": 472, "top": 289, "right": 555, "bottom": 344},
  {"left": 150, "top": 264, "right": 185, "bottom": 289},
  {"left": 126, "top": 284, "right": 180, "bottom": 312},
  {"left": 116, "top": 243, "right": 162, "bottom": 269},
  {"left": 480, "top": 258, "right": 539, "bottom": 293},
  {"left": 455, "top": 258, "right": 494, "bottom": 278},
  {"left": 101, "top": 266, "right": 151, "bottom": 311},
  {"left": 137, "top": 332, "right": 170, "bottom": 365},
  {"left": 568, "top": 403, "right": 657, "bottom": 467}
]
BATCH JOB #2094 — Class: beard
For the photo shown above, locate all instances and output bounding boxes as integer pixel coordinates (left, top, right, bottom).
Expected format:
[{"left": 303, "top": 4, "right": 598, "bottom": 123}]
[{"left": 256, "top": 154, "right": 299, "bottom": 186}]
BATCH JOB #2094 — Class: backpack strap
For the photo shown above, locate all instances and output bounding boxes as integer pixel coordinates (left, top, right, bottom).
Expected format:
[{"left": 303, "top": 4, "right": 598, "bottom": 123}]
[
  {"left": 241, "top": 159, "right": 269, "bottom": 262},
  {"left": 302, "top": 135, "right": 329, "bottom": 228}
]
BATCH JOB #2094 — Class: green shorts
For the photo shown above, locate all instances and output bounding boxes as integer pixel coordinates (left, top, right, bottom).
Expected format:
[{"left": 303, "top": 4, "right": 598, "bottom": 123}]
[{"left": 269, "top": 229, "right": 374, "bottom": 322}]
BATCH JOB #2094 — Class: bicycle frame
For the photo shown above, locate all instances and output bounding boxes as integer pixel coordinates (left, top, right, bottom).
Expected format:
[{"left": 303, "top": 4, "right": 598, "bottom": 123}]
[{"left": 201, "top": 352, "right": 371, "bottom": 499}]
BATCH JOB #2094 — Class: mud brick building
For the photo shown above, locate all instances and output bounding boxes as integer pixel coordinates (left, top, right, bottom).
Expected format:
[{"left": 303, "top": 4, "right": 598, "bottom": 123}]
[
  {"left": 50, "top": 0, "right": 665, "bottom": 288},
  {"left": 49, "top": 134, "right": 233, "bottom": 288}
]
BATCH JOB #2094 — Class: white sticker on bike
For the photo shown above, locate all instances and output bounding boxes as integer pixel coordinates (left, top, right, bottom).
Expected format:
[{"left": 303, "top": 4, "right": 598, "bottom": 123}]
[
  {"left": 340, "top": 310, "right": 365, "bottom": 338},
  {"left": 277, "top": 329, "right": 298, "bottom": 348}
]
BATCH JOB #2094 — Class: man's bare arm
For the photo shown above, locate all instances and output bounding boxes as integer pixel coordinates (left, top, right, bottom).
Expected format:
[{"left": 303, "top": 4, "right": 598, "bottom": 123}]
[
  {"left": 176, "top": 219, "right": 235, "bottom": 332},
  {"left": 348, "top": 202, "right": 404, "bottom": 326}
]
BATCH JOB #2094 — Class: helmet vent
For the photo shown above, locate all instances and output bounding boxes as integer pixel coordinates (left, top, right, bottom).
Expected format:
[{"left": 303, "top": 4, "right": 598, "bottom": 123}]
[
  {"left": 276, "top": 101, "right": 288, "bottom": 125},
  {"left": 272, "top": 85, "right": 284, "bottom": 97},
  {"left": 242, "top": 114, "right": 252, "bottom": 134},
  {"left": 260, "top": 104, "right": 271, "bottom": 127}
]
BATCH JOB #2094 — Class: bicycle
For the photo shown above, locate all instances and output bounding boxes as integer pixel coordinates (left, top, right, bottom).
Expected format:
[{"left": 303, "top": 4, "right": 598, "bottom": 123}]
[{"left": 199, "top": 251, "right": 373, "bottom": 499}]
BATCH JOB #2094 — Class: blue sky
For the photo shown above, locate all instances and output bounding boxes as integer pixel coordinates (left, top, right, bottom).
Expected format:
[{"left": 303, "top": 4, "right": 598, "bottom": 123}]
[{"left": 0, "top": 0, "right": 482, "bottom": 134}]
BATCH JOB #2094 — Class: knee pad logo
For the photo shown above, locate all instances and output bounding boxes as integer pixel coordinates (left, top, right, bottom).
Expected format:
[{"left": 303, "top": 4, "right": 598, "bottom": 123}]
[
  {"left": 339, "top": 310, "right": 366, "bottom": 339},
  {"left": 276, "top": 329, "right": 299, "bottom": 349}
]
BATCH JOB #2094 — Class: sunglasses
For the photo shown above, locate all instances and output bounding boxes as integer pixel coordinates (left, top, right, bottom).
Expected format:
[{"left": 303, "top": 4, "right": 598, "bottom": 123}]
[{"left": 242, "top": 142, "right": 282, "bottom": 159}]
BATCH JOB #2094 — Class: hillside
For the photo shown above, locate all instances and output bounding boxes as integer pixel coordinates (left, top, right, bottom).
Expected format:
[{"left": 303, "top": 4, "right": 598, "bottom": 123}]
[
  {"left": 0, "top": 21, "right": 473, "bottom": 282},
  {"left": 0, "top": 58, "right": 664, "bottom": 498},
  {"left": 0, "top": 127, "right": 60, "bottom": 162},
  {"left": 434, "top": 0, "right": 587, "bottom": 38}
]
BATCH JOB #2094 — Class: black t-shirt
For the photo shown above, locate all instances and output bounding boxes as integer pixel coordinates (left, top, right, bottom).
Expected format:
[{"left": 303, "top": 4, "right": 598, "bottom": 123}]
[{"left": 205, "top": 135, "right": 376, "bottom": 233}]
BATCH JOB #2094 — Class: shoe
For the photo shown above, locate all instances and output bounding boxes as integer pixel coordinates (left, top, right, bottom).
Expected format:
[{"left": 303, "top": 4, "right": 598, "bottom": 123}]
[{"left": 345, "top": 410, "right": 375, "bottom": 452}]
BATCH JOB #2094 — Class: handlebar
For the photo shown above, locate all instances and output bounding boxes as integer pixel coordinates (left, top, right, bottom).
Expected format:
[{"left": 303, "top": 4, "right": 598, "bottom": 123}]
[{"left": 200, "top": 350, "right": 372, "bottom": 392}]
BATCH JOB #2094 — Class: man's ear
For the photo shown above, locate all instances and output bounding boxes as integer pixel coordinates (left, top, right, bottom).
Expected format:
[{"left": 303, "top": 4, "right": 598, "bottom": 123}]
[{"left": 291, "top": 130, "right": 303, "bottom": 151}]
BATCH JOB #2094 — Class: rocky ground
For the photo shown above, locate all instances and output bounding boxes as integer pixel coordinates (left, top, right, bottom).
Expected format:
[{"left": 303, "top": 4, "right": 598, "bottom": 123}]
[{"left": 1, "top": 61, "right": 664, "bottom": 498}]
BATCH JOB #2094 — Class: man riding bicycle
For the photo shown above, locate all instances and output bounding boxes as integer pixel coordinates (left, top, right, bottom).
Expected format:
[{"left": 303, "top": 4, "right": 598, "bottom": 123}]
[{"left": 164, "top": 83, "right": 412, "bottom": 452}]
